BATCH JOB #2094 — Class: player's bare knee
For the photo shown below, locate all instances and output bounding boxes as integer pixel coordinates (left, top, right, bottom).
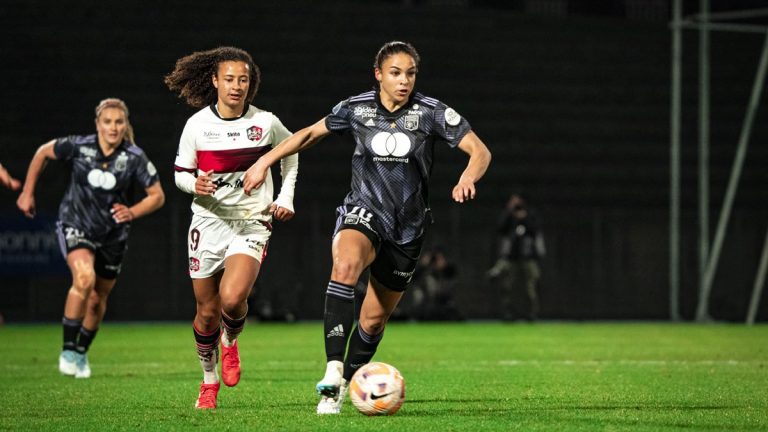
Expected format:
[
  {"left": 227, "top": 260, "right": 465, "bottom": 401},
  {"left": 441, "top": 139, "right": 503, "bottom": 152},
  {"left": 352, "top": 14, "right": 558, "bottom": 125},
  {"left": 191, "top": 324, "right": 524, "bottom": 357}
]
[
  {"left": 219, "top": 298, "right": 245, "bottom": 317},
  {"left": 86, "top": 298, "right": 103, "bottom": 316},
  {"left": 71, "top": 260, "right": 96, "bottom": 291},
  {"left": 70, "top": 277, "right": 95, "bottom": 301},
  {"left": 197, "top": 314, "right": 219, "bottom": 329},
  {"left": 359, "top": 317, "right": 386, "bottom": 335},
  {"left": 88, "top": 290, "right": 108, "bottom": 309},
  {"left": 332, "top": 259, "right": 364, "bottom": 285},
  {"left": 195, "top": 306, "right": 219, "bottom": 328},
  {"left": 67, "top": 285, "right": 87, "bottom": 300}
]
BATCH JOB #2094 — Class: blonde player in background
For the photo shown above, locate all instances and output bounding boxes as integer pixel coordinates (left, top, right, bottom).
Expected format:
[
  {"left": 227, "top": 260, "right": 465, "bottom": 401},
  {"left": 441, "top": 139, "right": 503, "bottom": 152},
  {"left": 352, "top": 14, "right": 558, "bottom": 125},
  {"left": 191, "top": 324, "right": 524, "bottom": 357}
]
[{"left": 16, "top": 98, "right": 165, "bottom": 379}]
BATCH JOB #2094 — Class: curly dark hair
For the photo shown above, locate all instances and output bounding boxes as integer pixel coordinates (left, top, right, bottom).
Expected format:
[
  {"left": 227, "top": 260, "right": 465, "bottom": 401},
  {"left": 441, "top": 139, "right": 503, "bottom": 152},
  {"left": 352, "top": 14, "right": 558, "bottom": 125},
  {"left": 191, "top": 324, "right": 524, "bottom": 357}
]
[
  {"left": 164, "top": 46, "right": 261, "bottom": 109},
  {"left": 373, "top": 41, "right": 420, "bottom": 71}
]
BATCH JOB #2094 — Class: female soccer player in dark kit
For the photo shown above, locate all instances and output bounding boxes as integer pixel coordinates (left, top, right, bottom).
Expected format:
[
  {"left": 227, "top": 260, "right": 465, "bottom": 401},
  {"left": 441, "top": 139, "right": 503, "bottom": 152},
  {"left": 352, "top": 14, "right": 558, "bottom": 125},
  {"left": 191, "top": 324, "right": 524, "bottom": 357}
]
[
  {"left": 165, "top": 46, "right": 299, "bottom": 409},
  {"left": 242, "top": 40, "right": 492, "bottom": 414},
  {"left": 16, "top": 98, "right": 165, "bottom": 379}
]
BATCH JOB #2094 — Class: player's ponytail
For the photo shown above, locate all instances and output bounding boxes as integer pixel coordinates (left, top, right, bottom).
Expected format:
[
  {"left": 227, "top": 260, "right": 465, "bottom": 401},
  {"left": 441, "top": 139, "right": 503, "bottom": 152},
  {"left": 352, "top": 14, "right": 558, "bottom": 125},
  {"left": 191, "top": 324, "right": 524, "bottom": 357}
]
[{"left": 95, "top": 98, "right": 135, "bottom": 144}]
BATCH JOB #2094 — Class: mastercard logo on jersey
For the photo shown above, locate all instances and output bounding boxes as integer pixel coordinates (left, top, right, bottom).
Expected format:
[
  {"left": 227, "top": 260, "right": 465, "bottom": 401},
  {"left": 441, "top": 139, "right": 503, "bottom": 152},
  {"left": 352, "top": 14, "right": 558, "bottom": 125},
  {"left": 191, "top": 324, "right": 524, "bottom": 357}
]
[{"left": 87, "top": 169, "right": 117, "bottom": 190}]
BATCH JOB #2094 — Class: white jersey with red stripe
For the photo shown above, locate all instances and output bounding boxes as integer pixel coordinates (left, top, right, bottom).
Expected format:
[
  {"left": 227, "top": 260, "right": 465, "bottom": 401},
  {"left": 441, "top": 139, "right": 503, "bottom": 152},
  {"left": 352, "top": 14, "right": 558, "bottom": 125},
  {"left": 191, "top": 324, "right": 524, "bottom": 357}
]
[{"left": 174, "top": 104, "right": 296, "bottom": 220}]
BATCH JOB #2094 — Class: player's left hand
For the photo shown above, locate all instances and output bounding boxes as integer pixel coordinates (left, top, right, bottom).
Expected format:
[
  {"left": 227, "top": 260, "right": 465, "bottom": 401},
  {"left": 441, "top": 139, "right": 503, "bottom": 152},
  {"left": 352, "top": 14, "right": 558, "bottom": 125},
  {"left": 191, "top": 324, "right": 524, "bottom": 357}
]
[
  {"left": 111, "top": 203, "right": 134, "bottom": 224},
  {"left": 451, "top": 180, "right": 476, "bottom": 203},
  {"left": 270, "top": 203, "right": 294, "bottom": 222}
]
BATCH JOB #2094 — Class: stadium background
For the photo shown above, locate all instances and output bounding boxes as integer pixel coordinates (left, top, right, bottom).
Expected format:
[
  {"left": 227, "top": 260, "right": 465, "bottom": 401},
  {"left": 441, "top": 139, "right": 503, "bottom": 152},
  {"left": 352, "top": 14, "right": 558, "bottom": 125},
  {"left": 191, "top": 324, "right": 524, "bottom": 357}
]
[{"left": 0, "top": 0, "right": 766, "bottom": 322}]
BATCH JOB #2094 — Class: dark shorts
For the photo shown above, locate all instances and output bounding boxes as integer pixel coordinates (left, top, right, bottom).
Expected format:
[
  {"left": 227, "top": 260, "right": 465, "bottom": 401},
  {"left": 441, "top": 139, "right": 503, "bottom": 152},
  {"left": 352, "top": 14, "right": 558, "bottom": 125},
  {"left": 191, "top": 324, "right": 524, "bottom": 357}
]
[
  {"left": 334, "top": 204, "right": 425, "bottom": 292},
  {"left": 56, "top": 222, "right": 128, "bottom": 279}
]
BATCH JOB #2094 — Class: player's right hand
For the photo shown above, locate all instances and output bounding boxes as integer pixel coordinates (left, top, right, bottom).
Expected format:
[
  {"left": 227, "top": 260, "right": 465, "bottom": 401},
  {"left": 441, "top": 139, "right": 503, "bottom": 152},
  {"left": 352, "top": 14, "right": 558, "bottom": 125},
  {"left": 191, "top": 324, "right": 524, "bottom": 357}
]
[
  {"left": 17, "top": 193, "right": 36, "bottom": 218},
  {"left": 195, "top": 170, "right": 216, "bottom": 196}
]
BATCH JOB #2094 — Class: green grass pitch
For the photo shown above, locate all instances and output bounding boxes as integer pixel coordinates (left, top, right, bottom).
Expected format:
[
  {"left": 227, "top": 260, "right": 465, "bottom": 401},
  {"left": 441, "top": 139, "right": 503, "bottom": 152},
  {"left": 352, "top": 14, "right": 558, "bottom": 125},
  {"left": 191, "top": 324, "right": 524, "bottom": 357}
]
[{"left": 1, "top": 322, "right": 766, "bottom": 431}]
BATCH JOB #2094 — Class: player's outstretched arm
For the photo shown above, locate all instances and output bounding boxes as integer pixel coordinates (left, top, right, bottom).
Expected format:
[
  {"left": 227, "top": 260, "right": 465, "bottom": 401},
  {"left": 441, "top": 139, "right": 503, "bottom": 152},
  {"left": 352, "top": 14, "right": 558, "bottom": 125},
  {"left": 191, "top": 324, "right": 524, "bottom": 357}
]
[
  {"left": 270, "top": 151, "right": 299, "bottom": 222},
  {"left": 452, "top": 131, "right": 492, "bottom": 203},
  {"left": 17, "top": 140, "right": 57, "bottom": 218},
  {"left": 243, "top": 118, "right": 330, "bottom": 195}
]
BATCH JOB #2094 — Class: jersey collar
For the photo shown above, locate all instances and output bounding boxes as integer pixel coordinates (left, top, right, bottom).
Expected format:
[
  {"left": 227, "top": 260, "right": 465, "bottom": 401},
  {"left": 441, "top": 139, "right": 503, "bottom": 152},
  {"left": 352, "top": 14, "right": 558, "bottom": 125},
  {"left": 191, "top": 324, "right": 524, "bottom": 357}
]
[
  {"left": 97, "top": 138, "right": 127, "bottom": 159},
  {"left": 374, "top": 86, "right": 415, "bottom": 119},
  {"left": 210, "top": 103, "right": 250, "bottom": 121}
]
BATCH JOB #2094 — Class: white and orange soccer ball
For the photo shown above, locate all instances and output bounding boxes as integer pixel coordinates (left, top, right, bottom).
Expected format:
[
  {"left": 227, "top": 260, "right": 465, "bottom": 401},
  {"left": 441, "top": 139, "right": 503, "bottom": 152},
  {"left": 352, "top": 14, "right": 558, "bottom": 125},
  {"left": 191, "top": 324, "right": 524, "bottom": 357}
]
[{"left": 348, "top": 362, "right": 406, "bottom": 416}]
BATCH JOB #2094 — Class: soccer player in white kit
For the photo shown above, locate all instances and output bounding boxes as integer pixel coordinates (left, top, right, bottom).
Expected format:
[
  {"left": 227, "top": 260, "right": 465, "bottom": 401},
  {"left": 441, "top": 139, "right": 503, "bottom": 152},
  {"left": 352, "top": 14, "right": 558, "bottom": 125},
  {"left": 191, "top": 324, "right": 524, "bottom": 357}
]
[
  {"left": 243, "top": 41, "right": 492, "bottom": 414},
  {"left": 165, "top": 47, "right": 299, "bottom": 409}
]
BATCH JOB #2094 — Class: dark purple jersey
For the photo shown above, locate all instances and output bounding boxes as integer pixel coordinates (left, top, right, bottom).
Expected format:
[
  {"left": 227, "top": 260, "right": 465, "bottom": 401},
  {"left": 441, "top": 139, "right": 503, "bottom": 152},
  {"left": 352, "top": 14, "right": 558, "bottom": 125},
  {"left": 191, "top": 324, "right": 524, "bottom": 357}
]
[
  {"left": 54, "top": 134, "right": 159, "bottom": 239},
  {"left": 325, "top": 90, "right": 471, "bottom": 244}
]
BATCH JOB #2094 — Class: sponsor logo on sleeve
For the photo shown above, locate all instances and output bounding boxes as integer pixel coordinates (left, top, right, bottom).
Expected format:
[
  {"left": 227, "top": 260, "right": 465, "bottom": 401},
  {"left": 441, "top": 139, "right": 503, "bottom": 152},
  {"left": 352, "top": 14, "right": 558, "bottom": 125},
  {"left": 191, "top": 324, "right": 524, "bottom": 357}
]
[
  {"left": 444, "top": 107, "right": 461, "bottom": 126},
  {"left": 332, "top": 101, "right": 343, "bottom": 115},
  {"left": 79, "top": 147, "right": 98, "bottom": 158}
]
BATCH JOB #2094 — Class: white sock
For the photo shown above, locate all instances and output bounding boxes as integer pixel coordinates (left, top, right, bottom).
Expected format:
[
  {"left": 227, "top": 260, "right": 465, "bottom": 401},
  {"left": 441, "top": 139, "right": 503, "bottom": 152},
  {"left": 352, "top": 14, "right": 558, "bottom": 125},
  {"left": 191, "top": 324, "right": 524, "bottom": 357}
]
[
  {"left": 203, "top": 369, "right": 219, "bottom": 385},
  {"left": 200, "top": 352, "right": 219, "bottom": 384},
  {"left": 324, "top": 360, "right": 343, "bottom": 380},
  {"left": 221, "top": 331, "right": 235, "bottom": 347}
]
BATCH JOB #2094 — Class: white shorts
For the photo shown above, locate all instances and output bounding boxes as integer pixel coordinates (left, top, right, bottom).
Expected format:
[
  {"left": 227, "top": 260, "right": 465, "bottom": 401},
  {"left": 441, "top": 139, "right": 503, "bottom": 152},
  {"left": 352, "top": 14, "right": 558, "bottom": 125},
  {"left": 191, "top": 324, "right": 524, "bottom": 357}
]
[{"left": 187, "top": 215, "right": 272, "bottom": 279}]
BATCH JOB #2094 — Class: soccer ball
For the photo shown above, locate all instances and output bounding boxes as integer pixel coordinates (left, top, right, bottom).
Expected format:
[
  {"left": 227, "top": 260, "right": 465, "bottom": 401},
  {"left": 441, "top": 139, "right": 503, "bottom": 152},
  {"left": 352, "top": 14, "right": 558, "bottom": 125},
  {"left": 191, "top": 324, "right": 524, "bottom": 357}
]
[{"left": 348, "top": 362, "right": 406, "bottom": 416}]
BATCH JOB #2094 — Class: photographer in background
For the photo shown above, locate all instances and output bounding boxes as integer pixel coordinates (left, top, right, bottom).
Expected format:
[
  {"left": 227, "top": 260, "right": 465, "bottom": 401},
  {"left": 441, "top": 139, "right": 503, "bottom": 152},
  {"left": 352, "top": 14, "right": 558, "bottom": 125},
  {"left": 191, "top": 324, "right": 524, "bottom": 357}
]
[
  {"left": 410, "top": 246, "right": 463, "bottom": 321},
  {"left": 487, "top": 193, "right": 545, "bottom": 321}
]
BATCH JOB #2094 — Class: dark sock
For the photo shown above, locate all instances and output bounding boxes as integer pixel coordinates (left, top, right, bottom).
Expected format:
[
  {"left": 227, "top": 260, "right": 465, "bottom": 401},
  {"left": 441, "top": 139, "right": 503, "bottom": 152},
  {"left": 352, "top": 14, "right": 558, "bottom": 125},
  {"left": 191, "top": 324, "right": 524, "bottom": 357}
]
[
  {"left": 221, "top": 310, "right": 246, "bottom": 343},
  {"left": 323, "top": 280, "right": 355, "bottom": 362},
  {"left": 343, "top": 324, "right": 384, "bottom": 381},
  {"left": 76, "top": 327, "right": 98, "bottom": 354},
  {"left": 193, "top": 324, "right": 221, "bottom": 365},
  {"left": 62, "top": 316, "right": 82, "bottom": 352}
]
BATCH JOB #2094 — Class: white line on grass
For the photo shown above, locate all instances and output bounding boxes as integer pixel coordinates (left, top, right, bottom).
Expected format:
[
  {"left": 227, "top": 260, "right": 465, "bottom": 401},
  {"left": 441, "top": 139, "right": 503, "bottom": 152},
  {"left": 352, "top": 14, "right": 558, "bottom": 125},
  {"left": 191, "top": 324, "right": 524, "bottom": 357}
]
[{"left": 496, "top": 359, "right": 744, "bottom": 366}]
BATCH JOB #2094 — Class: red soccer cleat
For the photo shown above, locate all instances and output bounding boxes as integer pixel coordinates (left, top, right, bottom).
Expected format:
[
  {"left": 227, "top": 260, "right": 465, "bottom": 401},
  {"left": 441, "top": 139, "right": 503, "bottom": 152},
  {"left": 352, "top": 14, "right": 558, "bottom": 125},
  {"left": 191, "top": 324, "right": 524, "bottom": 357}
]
[
  {"left": 195, "top": 382, "right": 220, "bottom": 409},
  {"left": 220, "top": 338, "right": 241, "bottom": 387}
]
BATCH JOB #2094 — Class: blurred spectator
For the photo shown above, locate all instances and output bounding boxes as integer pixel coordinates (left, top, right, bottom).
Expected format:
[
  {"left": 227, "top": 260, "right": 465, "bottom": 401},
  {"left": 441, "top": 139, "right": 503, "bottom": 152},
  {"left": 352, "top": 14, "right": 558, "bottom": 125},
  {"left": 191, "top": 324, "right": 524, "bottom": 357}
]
[
  {"left": 487, "top": 193, "right": 545, "bottom": 321},
  {"left": 409, "top": 246, "right": 463, "bottom": 321},
  {"left": 247, "top": 280, "right": 297, "bottom": 322}
]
